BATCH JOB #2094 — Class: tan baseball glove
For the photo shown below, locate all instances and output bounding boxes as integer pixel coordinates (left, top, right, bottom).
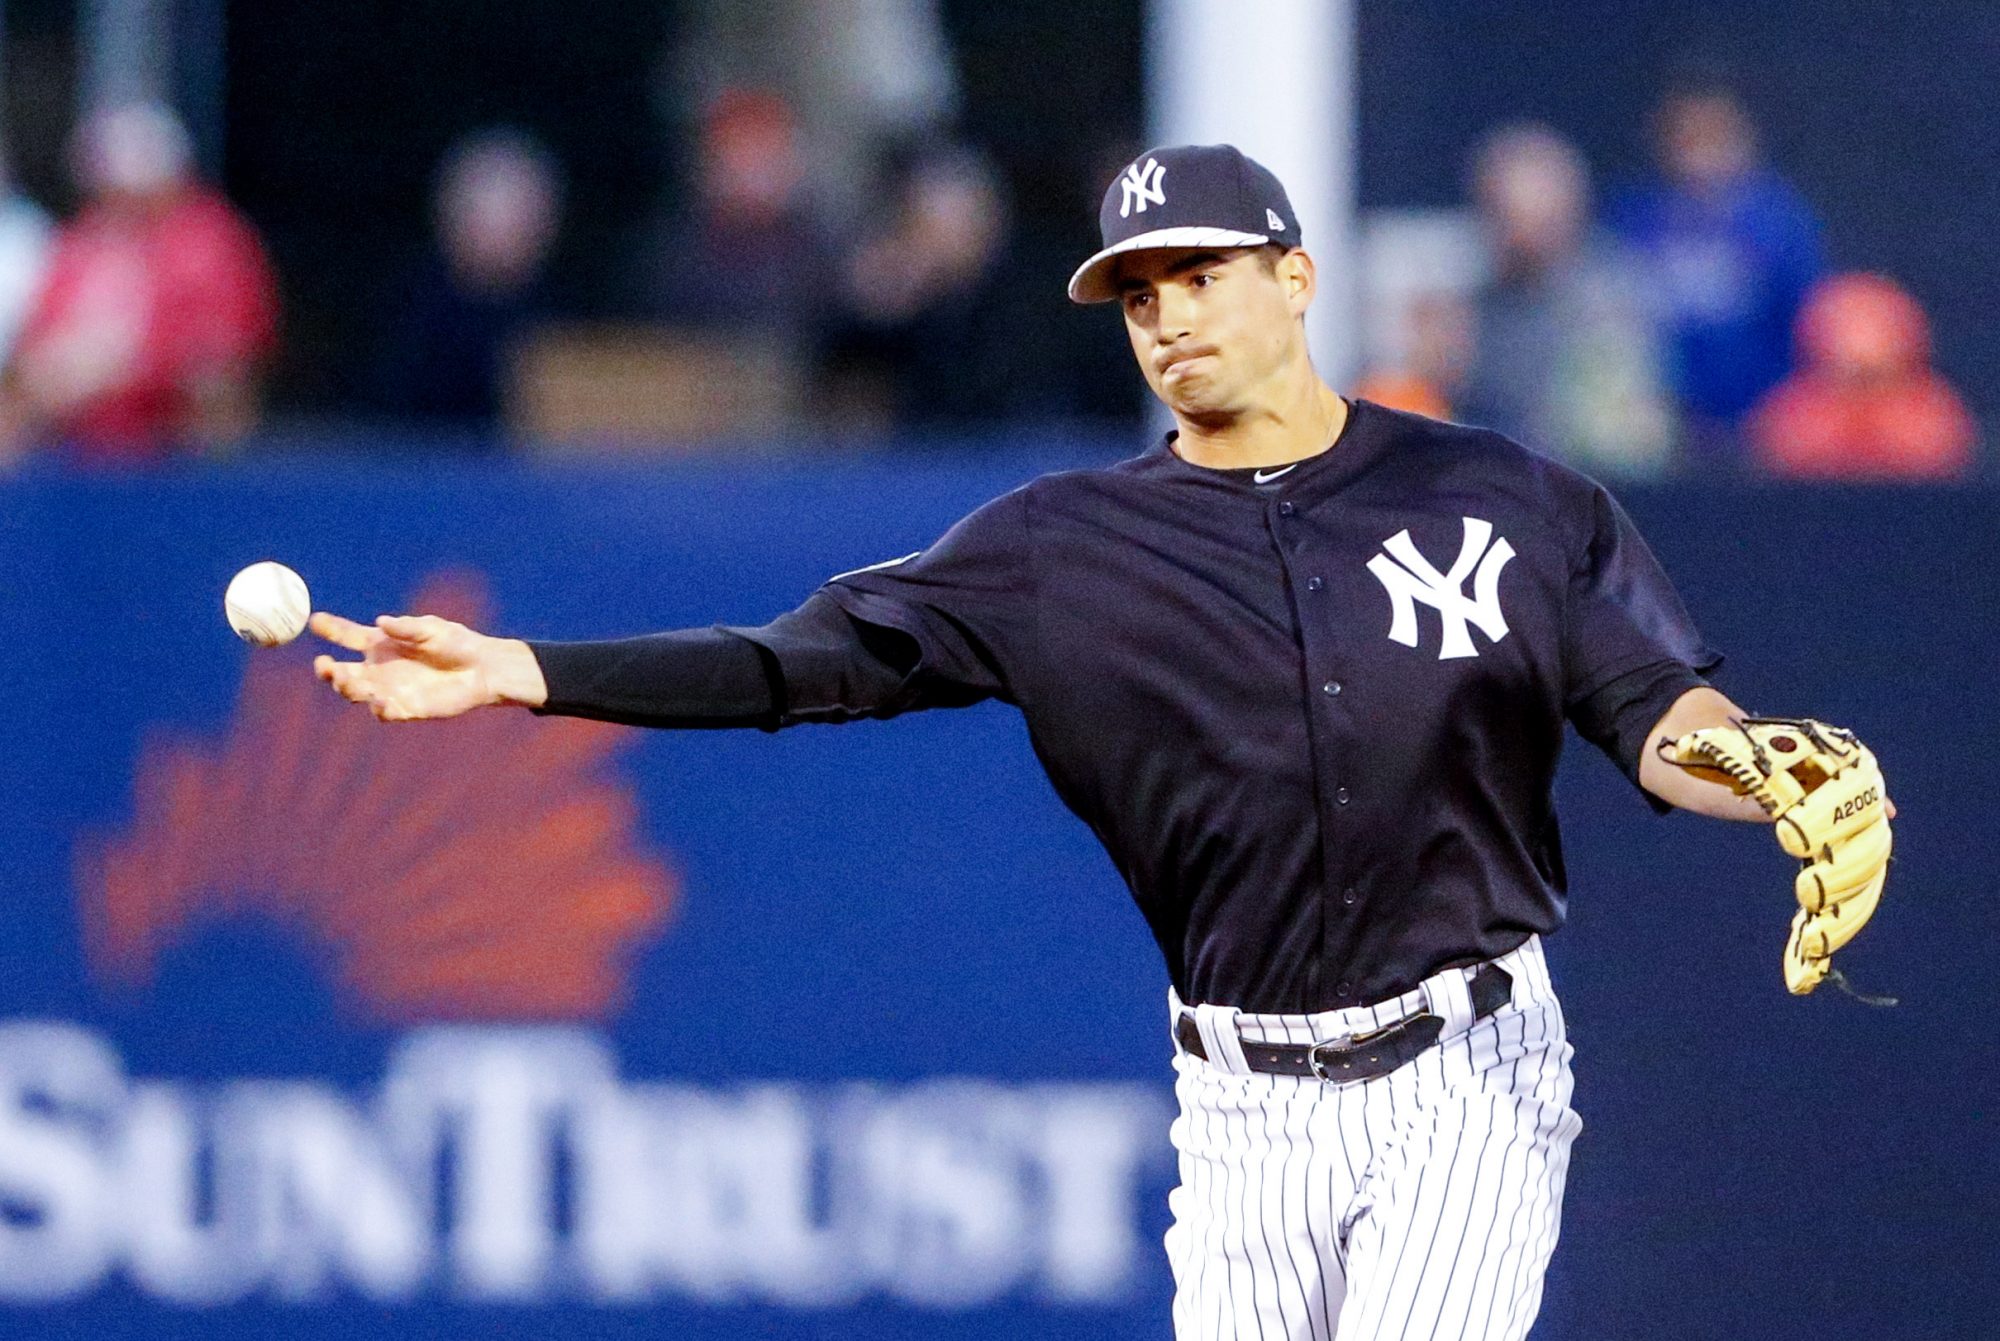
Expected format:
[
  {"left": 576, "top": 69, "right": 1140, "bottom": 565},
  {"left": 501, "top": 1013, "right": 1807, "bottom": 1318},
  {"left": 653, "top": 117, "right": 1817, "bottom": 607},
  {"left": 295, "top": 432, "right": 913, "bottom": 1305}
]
[{"left": 1656, "top": 716, "right": 1891, "bottom": 995}]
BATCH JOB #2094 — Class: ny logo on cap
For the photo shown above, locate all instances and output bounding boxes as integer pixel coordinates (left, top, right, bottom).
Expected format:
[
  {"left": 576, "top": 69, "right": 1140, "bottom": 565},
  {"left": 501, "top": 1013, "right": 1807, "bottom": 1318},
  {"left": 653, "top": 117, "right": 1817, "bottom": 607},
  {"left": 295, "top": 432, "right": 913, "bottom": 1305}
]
[{"left": 1120, "top": 157, "right": 1167, "bottom": 218}]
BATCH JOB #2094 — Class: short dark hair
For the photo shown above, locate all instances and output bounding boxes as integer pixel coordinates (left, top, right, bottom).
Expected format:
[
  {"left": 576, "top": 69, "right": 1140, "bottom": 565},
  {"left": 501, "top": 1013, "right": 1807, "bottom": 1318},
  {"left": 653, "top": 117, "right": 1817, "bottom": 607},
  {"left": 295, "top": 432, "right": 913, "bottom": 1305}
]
[{"left": 1255, "top": 242, "right": 1291, "bottom": 275}]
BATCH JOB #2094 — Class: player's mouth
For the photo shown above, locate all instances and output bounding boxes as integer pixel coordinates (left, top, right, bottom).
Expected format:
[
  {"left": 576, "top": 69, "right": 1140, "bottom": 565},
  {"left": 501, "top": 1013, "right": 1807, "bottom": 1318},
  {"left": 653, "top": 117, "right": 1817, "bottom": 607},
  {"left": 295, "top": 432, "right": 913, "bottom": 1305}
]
[{"left": 1159, "top": 345, "right": 1219, "bottom": 376}]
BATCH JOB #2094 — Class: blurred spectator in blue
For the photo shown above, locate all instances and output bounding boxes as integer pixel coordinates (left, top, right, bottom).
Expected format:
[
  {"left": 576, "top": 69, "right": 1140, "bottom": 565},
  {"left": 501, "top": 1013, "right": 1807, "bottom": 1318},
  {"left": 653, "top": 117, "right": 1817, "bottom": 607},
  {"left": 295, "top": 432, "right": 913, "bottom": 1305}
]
[
  {"left": 4, "top": 103, "right": 279, "bottom": 463},
  {"left": 1608, "top": 83, "right": 1825, "bottom": 455},
  {"left": 366, "top": 129, "right": 561, "bottom": 433},
  {"left": 0, "top": 152, "right": 51, "bottom": 374},
  {"left": 630, "top": 87, "right": 835, "bottom": 344},
  {"left": 1749, "top": 272, "right": 1974, "bottom": 480},
  {"left": 1459, "top": 123, "right": 1674, "bottom": 478},
  {"left": 820, "top": 142, "right": 1015, "bottom": 429}
]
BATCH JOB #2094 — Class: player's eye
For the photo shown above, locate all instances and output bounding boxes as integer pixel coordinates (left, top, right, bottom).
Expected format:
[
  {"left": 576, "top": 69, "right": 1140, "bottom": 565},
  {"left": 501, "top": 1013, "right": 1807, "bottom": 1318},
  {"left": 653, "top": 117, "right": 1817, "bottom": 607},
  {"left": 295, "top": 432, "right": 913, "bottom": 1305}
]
[
  {"left": 1124, "top": 292, "right": 1152, "bottom": 310},
  {"left": 1191, "top": 272, "right": 1216, "bottom": 288}
]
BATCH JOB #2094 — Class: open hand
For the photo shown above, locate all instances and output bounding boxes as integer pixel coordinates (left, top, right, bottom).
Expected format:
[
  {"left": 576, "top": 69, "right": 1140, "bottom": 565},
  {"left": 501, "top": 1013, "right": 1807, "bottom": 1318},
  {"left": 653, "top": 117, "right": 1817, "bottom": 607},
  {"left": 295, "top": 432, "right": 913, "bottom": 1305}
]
[{"left": 311, "top": 612, "right": 546, "bottom": 721}]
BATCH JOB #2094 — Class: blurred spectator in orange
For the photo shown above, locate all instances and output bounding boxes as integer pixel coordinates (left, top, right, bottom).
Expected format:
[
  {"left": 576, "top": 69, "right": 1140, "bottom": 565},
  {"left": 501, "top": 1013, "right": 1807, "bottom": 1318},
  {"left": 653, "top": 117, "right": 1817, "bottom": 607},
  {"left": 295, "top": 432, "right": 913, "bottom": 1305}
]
[
  {"left": 4, "top": 103, "right": 278, "bottom": 463},
  {"left": 367, "top": 129, "right": 561, "bottom": 434},
  {"left": 631, "top": 88, "right": 834, "bottom": 344},
  {"left": 1354, "top": 369, "right": 1451, "bottom": 421},
  {"left": 1748, "top": 273, "right": 1974, "bottom": 480},
  {"left": 1608, "top": 83, "right": 1824, "bottom": 455},
  {"left": 822, "top": 141, "right": 1016, "bottom": 428},
  {"left": 1460, "top": 123, "right": 1673, "bottom": 477},
  {"left": 1355, "top": 292, "right": 1473, "bottom": 422},
  {"left": 0, "top": 152, "right": 51, "bottom": 375}
]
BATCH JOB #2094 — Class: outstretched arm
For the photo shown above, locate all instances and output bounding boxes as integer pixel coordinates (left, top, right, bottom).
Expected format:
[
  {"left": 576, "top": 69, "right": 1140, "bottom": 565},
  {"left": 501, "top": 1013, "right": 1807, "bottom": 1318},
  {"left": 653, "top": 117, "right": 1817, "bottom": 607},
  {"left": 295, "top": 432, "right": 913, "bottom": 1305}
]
[
  {"left": 310, "top": 593, "right": 919, "bottom": 728},
  {"left": 310, "top": 612, "right": 778, "bottom": 728}
]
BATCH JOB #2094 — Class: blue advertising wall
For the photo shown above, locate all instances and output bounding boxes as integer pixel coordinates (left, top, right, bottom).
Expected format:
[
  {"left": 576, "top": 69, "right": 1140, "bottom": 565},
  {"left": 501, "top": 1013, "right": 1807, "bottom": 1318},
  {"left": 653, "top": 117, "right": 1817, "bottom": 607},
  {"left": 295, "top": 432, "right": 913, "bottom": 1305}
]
[{"left": 1, "top": 444, "right": 1994, "bottom": 1339}]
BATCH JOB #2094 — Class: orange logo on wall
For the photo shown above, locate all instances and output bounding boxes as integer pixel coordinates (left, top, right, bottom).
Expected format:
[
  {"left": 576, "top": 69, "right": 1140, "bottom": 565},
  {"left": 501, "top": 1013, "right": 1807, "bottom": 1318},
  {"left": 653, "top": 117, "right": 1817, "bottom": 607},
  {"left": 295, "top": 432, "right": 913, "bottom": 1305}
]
[{"left": 75, "top": 572, "right": 678, "bottom": 1023}]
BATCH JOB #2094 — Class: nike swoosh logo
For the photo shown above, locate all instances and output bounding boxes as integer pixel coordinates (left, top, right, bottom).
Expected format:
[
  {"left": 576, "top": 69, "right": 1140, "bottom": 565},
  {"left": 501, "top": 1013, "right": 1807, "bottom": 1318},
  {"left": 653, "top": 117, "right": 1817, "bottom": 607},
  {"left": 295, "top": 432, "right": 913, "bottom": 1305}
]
[{"left": 1252, "top": 464, "right": 1300, "bottom": 484}]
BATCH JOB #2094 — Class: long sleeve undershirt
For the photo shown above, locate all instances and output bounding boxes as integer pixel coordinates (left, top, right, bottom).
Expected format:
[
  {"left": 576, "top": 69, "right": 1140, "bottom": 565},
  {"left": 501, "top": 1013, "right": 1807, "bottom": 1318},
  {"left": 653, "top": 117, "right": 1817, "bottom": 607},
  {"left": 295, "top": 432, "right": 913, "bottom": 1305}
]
[{"left": 528, "top": 592, "right": 918, "bottom": 730}]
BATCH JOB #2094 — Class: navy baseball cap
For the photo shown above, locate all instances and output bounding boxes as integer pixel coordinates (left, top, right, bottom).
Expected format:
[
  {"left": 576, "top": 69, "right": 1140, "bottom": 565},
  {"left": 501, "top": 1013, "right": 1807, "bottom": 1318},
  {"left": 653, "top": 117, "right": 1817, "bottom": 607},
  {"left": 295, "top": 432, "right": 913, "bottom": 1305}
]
[{"left": 1067, "top": 143, "right": 1301, "bottom": 304}]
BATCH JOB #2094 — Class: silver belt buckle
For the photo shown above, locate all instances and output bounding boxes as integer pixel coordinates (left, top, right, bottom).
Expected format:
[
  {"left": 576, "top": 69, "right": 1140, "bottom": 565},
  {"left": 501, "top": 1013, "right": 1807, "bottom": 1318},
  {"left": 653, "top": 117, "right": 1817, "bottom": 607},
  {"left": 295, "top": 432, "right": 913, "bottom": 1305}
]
[{"left": 1306, "top": 1019, "right": 1401, "bottom": 1082}]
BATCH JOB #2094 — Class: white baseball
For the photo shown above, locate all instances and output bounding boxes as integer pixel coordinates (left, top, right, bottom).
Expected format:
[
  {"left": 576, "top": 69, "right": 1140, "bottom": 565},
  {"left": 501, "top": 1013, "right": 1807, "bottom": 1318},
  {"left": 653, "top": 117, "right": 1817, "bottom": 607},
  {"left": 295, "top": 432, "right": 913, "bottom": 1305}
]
[{"left": 224, "top": 561, "right": 311, "bottom": 647}]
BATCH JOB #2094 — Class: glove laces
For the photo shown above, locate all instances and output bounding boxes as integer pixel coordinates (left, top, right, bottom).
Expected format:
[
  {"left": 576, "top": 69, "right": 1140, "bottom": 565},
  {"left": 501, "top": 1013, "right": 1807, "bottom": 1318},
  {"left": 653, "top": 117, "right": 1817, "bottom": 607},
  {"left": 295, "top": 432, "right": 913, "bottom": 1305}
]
[{"left": 1825, "top": 966, "right": 1898, "bottom": 1008}]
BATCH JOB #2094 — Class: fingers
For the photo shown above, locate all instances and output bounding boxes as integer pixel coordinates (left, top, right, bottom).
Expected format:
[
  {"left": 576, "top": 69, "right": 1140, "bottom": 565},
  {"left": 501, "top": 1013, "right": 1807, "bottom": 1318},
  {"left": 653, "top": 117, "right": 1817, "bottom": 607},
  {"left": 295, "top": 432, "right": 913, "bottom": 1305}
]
[
  {"left": 377, "top": 614, "right": 451, "bottom": 644},
  {"left": 315, "top": 654, "right": 374, "bottom": 705},
  {"left": 315, "top": 654, "right": 405, "bottom": 717},
  {"left": 314, "top": 652, "right": 445, "bottom": 722},
  {"left": 310, "top": 611, "right": 377, "bottom": 652},
  {"left": 314, "top": 611, "right": 461, "bottom": 651}
]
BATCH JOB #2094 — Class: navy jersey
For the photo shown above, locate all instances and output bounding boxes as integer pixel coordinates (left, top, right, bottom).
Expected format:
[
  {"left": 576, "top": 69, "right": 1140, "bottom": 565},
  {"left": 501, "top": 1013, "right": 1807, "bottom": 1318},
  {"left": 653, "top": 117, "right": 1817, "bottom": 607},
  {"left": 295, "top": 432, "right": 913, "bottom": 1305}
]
[{"left": 723, "top": 402, "right": 1721, "bottom": 1014}]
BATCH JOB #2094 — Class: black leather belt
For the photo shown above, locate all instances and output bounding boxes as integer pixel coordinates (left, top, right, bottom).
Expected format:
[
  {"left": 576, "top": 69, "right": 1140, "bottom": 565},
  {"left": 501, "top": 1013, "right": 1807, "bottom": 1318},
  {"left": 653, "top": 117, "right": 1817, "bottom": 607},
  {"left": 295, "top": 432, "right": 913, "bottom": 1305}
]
[{"left": 1176, "top": 964, "right": 1513, "bottom": 1083}]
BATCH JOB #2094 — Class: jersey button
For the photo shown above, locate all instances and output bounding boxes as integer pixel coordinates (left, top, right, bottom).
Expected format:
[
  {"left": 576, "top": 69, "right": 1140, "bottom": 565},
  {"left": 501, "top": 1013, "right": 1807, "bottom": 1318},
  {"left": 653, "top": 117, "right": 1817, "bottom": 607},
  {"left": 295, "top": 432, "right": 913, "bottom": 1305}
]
[
  {"left": 1277, "top": 501, "right": 1295, "bottom": 516},
  {"left": 1335, "top": 786, "right": 1350, "bottom": 804},
  {"left": 1306, "top": 576, "right": 1324, "bottom": 591},
  {"left": 1322, "top": 680, "right": 1342, "bottom": 696},
  {"left": 1342, "top": 887, "right": 1357, "bottom": 905}
]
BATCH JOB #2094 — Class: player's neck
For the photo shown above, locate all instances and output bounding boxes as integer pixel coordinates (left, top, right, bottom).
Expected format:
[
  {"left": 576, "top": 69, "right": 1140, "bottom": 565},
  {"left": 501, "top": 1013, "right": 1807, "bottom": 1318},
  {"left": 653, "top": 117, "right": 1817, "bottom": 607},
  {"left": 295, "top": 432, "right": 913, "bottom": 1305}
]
[{"left": 1170, "top": 375, "right": 1348, "bottom": 472}]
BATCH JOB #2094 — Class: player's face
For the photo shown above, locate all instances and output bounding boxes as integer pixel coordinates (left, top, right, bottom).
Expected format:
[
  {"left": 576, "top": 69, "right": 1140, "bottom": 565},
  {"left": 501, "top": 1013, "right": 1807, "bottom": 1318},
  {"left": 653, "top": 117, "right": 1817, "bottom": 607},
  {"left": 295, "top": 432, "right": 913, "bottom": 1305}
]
[{"left": 1116, "top": 247, "right": 1310, "bottom": 419}]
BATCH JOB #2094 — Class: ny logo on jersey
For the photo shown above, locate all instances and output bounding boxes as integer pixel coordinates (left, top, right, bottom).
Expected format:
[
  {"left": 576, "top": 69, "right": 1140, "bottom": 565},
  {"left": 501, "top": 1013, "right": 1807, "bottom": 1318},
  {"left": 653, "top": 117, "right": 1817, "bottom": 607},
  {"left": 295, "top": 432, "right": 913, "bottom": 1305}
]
[
  {"left": 1120, "top": 158, "right": 1167, "bottom": 217},
  {"left": 1366, "top": 517, "right": 1516, "bottom": 659}
]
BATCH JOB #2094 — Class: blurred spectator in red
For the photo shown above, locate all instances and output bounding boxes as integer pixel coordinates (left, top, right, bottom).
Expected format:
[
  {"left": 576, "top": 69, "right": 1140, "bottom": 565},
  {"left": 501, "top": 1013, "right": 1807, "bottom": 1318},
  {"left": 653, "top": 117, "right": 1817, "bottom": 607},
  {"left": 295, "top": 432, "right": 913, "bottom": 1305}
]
[
  {"left": 366, "top": 129, "right": 561, "bottom": 434},
  {"left": 630, "top": 88, "right": 834, "bottom": 344},
  {"left": 1460, "top": 123, "right": 1673, "bottom": 477},
  {"left": 821, "top": 142, "right": 1017, "bottom": 429},
  {"left": 0, "top": 152, "right": 51, "bottom": 375},
  {"left": 1355, "top": 291, "right": 1473, "bottom": 423},
  {"left": 3, "top": 103, "right": 278, "bottom": 463},
  {"left": 1749, "top": 273, "right": 1974, "bottom": 480},
  {"left": 1608, "top": 83, "right": 1824, "bottom": 455}
]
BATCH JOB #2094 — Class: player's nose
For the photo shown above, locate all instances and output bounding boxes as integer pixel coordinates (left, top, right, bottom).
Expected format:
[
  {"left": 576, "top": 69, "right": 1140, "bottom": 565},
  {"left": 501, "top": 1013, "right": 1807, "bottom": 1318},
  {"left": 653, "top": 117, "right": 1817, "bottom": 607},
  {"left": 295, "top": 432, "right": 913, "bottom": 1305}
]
[{"left": 1154, "top": 286, "right": 1199, "bottom": 338}]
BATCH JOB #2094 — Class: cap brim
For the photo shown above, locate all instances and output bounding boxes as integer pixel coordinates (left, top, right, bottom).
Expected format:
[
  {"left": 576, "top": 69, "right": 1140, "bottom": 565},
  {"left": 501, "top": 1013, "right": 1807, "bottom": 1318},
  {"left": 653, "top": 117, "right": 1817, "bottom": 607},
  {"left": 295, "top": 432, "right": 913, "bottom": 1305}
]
[{"left": 1066, "top": 226, "right": 1272, "bottom": 303}]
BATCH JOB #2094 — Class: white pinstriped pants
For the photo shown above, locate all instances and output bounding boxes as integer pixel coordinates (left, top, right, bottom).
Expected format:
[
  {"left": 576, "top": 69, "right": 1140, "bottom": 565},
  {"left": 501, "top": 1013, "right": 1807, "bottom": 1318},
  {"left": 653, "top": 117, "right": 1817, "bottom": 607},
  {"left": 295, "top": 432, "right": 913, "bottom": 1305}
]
[{"left": 1164, "top": 936, "right": 1582, "bottom": 1341}]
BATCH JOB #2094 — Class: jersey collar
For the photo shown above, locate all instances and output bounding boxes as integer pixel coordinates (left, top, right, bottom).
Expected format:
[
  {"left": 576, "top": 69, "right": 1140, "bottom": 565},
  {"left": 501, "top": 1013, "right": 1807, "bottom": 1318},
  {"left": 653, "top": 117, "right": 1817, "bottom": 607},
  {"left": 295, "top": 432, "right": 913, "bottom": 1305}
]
[{"left": 1144, "top": 397, "right": 1387, "bottom": 498}]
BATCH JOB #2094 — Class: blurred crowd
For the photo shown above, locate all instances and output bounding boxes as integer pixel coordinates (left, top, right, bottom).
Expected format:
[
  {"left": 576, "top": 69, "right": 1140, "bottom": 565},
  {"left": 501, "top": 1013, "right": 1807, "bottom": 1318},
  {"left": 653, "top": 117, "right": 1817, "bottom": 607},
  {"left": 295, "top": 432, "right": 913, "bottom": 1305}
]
[
  {"left": 0, "top": 88, "right": 1074, "bottom": 462},
  {"left": 1357, "top": 82, "right": 1976, "bottom": 481},
  {"left": 0, "top": 79, "right": 1979, "bottom": 482}
]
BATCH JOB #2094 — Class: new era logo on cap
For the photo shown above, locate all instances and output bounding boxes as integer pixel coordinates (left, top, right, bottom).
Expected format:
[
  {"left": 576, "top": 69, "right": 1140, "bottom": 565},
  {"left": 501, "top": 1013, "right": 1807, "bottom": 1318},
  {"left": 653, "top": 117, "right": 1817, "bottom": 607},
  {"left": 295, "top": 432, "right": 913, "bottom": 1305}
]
[{"left": 1069, "top": 143, "right": 1301, "bottom": 303}]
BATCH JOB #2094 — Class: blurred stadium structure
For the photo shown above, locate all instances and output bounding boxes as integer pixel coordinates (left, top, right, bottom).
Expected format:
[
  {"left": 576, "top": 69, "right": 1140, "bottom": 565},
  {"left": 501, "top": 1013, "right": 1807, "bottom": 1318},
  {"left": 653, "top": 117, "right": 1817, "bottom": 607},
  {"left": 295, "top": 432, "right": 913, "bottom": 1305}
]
[{"left": 1, "top": 3, "right": 1996, "bottom": 1339}]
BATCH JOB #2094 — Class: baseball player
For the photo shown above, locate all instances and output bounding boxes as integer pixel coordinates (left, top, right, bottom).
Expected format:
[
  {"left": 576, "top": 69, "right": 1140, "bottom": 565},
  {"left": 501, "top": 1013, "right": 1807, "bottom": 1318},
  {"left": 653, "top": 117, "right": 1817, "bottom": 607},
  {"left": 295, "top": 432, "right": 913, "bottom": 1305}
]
[{"left": 312, "top": 144, "right": 1893, "bottom": 1340}]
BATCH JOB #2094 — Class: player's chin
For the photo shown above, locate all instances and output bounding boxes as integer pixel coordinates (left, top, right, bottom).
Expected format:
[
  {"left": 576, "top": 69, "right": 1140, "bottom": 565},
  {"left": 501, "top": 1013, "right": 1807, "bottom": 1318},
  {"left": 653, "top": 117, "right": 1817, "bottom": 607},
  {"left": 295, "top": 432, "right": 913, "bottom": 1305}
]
[{"left": 1160, "top": 377, "right": 1230, "bottom": 418}]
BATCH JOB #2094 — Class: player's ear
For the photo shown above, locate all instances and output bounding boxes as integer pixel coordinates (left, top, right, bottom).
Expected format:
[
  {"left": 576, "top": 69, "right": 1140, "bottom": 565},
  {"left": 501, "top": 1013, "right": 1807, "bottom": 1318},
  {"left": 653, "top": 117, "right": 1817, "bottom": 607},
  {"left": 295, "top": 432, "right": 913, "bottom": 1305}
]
[{"left": 1278, "top": 248, "right": 1315, "bottom": 316}]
